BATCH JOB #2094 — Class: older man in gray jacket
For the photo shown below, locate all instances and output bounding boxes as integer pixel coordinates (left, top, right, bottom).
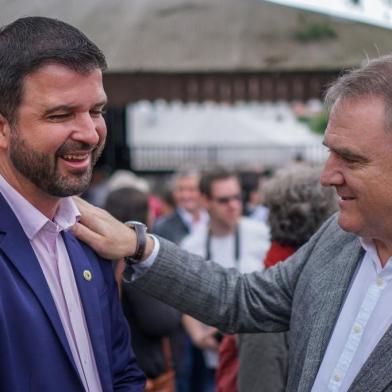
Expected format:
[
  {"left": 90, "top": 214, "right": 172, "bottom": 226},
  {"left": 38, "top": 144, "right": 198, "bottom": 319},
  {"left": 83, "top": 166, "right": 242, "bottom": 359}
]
[{"left": 74, "top": 54, "right": 392, "bottom": 392}]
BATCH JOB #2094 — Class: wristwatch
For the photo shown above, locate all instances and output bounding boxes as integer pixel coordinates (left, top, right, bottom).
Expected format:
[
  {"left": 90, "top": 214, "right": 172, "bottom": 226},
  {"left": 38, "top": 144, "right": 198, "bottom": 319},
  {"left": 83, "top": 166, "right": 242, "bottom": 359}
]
[{"left": 124, "top": 220, "right": 148, "bottom": 265}]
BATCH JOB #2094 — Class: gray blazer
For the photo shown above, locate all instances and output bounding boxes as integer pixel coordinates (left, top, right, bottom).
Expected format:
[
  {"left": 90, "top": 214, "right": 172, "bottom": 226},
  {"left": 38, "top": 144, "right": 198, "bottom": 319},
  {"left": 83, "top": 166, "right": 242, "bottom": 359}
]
[
  {"left": 237, "top": 332, "right": 288, "bottom": 392},
  {"left": 134, "top": 215, "right": 392, "bottom": 391}
]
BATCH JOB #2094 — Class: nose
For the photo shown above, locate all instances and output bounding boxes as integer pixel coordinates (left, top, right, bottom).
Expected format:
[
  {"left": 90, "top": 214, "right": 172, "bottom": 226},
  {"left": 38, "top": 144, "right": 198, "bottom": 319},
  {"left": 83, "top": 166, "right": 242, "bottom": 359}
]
[
  {"left": 71, "top": 112, "right": 102, "bottom": 146},
  {"left": 320, "top": 153, "right": 344, "bottom": 187}
]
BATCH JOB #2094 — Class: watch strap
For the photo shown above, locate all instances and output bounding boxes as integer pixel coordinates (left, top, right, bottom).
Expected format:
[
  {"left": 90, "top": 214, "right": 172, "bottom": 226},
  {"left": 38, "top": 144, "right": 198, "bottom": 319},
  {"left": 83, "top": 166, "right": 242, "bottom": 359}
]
[{"left": 124, "top": 221, "right": 147, "bottom": 263}]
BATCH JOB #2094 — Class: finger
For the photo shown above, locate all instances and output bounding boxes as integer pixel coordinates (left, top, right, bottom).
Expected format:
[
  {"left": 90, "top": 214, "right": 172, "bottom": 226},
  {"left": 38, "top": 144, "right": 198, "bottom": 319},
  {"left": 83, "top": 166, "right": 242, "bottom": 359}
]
[
  {"left": 73, "top": 196, "right": 92, "bottom": 214},
  {"left": 74, "top": 196, "right": 104, "bottom": 219},
  {"left": 72, "top": 222, "right": 104, "bottom": 251},
  {"left": 74, "top": 200, "right": 108, "bottom": 233}
]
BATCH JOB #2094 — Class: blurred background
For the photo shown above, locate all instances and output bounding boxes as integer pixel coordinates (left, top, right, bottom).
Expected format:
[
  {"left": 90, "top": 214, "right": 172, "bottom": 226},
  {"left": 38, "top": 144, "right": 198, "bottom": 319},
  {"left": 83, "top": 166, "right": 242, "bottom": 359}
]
[{"left": 2, "top": 0, "right": 392, "bottom": 177}]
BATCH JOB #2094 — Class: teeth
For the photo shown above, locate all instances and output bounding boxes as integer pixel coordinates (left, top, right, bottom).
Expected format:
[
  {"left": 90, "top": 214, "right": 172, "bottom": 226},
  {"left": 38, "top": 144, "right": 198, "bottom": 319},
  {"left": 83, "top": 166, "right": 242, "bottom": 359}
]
[{"left": 63, "top": 154, "right": 88, "bottom": 161}]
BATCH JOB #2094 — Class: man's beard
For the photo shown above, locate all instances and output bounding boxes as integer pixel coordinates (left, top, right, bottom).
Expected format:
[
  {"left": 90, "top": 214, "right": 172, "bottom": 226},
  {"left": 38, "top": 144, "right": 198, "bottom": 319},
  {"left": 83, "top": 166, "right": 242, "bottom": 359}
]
[{"left": 9, "top": 128, "right": 105, "bottom": 197}]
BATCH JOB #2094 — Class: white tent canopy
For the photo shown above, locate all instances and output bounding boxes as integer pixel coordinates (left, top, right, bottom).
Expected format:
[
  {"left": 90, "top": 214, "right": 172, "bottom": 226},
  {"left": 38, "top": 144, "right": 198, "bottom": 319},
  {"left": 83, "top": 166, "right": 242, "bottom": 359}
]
[
  {"left": 128, "top": 100, "right": 323, "bottom": 146},
  {"left": 127, "top": 101, "right": 327, "bottom": 169}
]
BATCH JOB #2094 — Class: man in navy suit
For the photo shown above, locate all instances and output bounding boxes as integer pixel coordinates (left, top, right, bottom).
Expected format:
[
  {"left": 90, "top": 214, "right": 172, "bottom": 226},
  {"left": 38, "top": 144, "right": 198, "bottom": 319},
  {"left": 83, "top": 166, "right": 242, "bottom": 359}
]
[{"left": 0, "top": 17, "right": 145, "bottom": 391}]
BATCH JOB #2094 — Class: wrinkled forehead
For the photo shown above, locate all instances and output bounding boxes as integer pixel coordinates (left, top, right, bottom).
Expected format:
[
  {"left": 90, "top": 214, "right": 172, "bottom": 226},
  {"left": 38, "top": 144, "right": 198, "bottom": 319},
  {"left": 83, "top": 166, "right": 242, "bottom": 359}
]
[{"left": 329, "top": 95, "right": 387, "bottom": 124}]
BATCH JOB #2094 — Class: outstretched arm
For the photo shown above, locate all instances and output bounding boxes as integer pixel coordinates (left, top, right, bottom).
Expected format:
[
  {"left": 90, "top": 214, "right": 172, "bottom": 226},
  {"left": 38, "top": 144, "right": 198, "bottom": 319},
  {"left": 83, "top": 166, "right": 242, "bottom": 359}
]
[{"left": 72, "top": 197, "right": 337, "bottom": 335}]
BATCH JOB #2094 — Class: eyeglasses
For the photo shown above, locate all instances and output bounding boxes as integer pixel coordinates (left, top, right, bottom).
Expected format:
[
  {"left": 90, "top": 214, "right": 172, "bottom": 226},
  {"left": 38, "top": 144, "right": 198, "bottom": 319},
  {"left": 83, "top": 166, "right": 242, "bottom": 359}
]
[{"left": 212, "top": 193, "right": 242, "bottom": 204}]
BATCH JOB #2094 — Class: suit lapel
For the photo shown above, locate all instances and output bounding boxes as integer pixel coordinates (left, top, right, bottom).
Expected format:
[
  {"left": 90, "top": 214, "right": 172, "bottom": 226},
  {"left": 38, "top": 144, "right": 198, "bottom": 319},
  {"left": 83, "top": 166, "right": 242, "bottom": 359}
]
[
  {"left": 297, "top": 240, "right": 364, "bottom": 391},
  {"left": 62, "top": 232, "right": 111, "bottom": 389},
  {"left": 0, "top": 194, "right": 79, "bottom": 376}
]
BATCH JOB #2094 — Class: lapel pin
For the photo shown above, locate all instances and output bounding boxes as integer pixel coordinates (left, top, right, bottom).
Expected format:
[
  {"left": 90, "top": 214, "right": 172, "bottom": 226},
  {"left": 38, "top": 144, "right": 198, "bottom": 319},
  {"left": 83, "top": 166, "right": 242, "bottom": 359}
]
[{"left": 83, "top": 270, "right": 92, "bottom": 281}]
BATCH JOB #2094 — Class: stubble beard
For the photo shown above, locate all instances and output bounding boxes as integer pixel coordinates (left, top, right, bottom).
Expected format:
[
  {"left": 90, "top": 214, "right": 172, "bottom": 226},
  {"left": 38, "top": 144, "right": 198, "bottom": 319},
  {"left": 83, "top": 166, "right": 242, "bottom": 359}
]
[{"left": 9, "top": 128, "right": 105, "bottom": 197}]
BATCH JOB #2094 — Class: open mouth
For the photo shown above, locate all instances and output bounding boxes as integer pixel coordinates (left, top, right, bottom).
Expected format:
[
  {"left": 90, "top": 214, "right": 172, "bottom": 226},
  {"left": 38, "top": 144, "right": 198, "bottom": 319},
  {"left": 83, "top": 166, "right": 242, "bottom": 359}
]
[
  {"left": 340, "top": 196, "right": 355, "bottom": 201},
  {"left": 62, "top": 153, "right": 89, "bottom": 162},
  {"left": 59, "top": 152, "right": 91, "bottom": 172}
]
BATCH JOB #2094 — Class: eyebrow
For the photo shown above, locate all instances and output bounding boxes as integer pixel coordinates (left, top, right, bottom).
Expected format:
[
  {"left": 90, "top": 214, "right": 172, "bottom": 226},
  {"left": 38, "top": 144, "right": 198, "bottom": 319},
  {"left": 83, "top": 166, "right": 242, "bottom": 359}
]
[
  {"left": 322, "top": 141, "right": 368, "bottom": 162},
  {"left": 43, "top": 100, "right": 108, "bottom": 116}
]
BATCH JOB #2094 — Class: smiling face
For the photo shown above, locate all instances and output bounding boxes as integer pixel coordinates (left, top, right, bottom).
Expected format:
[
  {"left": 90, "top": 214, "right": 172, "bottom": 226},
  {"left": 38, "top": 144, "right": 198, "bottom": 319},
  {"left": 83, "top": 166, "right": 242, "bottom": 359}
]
[
  {"left": 0, "top": 63, "right": 107, "bottom": 214},
  {"left": 173, "top": 175, "right": 201, "bottom": 214},
  {"left": 320, "top": 96, "right": 392, "bottom": 242}
]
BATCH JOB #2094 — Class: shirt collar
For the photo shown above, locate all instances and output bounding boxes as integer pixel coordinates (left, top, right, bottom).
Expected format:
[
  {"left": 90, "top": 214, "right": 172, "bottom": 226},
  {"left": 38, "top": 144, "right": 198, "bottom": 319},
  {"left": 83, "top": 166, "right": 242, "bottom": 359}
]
[
  {"left": 359, "top": 237, "right": 392, "bottom": 274},
  {"left": 0, "top": 174, "right": 80, "bottom": 240}
]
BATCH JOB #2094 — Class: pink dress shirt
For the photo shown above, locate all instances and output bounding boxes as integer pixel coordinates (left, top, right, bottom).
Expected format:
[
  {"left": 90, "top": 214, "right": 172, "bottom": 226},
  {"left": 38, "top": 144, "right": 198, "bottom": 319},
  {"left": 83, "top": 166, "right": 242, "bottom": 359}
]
[{"left": 0, "top": 175, "right": 102, "bottom": 392}]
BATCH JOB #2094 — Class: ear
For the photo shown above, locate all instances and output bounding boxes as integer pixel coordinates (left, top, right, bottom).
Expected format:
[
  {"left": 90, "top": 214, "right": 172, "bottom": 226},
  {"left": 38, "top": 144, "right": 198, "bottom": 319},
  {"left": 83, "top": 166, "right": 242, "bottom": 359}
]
[{"left": 0, "top": 114, "right": 11, "bottom": 149}]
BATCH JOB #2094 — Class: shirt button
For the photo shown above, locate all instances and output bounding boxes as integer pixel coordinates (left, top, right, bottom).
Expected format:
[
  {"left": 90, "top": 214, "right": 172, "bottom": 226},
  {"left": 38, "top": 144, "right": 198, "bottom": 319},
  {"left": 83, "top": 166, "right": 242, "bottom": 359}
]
[
  {"left": 376, "top": 277, "right": 384, "bottom": 287},
  {"left": 353, "top": 324, "right": 362, "bottom": 334},
  {"left": 334, "top": 373, "right": 341, "bottom": 382}
]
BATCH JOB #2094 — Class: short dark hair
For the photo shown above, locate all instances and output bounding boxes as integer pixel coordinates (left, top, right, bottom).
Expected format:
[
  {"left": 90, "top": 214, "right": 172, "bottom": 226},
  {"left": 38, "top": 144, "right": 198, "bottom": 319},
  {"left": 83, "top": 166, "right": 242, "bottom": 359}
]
[
  {"left": 199, "top": 167, "right": 238, "bottom": 198},
  {"left": 104, "top": 187, "right": 149, "bottom": 225},
  {"left": 0, "top": 16, "right": 107, "bottom": 123}
]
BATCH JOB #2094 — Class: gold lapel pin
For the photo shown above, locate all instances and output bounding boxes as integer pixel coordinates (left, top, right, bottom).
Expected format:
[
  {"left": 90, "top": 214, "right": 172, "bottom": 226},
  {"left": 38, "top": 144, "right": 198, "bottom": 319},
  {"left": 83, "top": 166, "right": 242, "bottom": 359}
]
[{"left": 83, "top": 270, "right": 92, "bottom": 281}]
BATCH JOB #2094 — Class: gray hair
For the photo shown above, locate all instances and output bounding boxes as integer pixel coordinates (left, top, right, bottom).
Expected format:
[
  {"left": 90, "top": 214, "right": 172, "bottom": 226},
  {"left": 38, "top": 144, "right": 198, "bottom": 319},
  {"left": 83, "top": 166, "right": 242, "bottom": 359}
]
[
  {"left": 170, "top": 169, "right": 201, "bottom": 191},
  {"left": 264, "top": 166, "right": 337, "bottom": 248},
  {"left": 325, "top": 55, "right": 392, "bottom": 130}
]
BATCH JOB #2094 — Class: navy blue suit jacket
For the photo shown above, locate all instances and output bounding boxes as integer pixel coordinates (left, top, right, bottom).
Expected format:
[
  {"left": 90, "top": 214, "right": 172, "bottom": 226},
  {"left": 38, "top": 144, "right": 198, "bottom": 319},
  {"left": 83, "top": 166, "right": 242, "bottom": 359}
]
[{"left": 0, "top": 193, "right": 145, "bottom": 391}]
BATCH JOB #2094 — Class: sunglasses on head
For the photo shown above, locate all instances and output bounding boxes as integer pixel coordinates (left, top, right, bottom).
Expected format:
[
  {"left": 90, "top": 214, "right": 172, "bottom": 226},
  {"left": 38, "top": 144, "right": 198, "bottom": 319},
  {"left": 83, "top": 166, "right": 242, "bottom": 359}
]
[{"left": 212, "top": 193, "right": 242, "bottom": 204}]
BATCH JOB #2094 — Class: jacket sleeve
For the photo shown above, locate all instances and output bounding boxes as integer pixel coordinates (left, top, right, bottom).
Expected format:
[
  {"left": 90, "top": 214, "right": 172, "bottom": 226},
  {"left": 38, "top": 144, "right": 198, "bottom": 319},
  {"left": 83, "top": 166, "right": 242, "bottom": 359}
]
[{"left": 133, "top": 215, "right": 342, "bottom": 333}]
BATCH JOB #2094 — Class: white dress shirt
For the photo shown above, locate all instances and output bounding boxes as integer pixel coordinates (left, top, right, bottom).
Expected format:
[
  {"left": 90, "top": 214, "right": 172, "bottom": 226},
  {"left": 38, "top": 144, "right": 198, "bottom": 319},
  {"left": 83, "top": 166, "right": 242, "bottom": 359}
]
[
  {"left": 312, "top": 238, "right": 392, "bottom": 391},
  {"left": 181, "top": 217, "right": 270, "bottom": 273}
]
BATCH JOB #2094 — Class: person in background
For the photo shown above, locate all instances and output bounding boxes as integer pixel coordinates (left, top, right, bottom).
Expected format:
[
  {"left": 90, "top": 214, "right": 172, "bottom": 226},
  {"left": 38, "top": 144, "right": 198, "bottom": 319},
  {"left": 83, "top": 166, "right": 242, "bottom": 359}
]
[
  {"left": 155, "top": 185, "right": 176, "bottom": 219},
  {"left": 105, "top": 187, "right": 183, "bottom": 392},
  {"left": 219, "top": 166, "right": 337, "bottom": 392},
  {"left": 153, "top": 169, "right": 208, "bottom": 245},
  {"left": 182, "top": 167, "right": 270, "bottom": 392},
  {"left": 239, "top": 170, "right": 270, "bottom": 224},
  {"left": 82, "top": 164, "right": 111, "bottom": 207},
  {"left": 152, "top": 169, "right": 209, "bottom": 391}
]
